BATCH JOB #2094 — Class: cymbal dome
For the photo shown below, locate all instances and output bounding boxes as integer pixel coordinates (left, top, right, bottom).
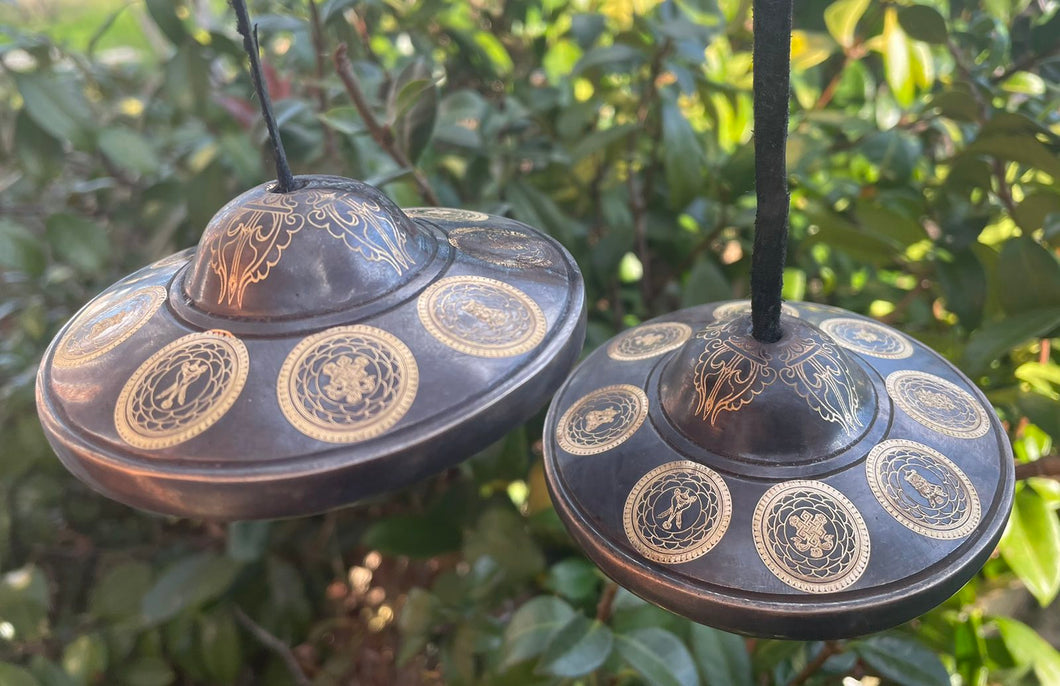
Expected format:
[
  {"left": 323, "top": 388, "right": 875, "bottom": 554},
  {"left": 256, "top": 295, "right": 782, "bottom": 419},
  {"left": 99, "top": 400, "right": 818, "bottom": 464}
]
[{"left": 184, "top": 176, "right": 432, "bottom": 319}]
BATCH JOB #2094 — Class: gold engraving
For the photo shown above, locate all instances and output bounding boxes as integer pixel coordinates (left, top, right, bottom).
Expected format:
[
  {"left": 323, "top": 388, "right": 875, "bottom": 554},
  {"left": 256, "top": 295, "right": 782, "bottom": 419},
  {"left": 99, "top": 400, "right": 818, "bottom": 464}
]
[
  {"left": 115, "top": 330, "right": 249, "bottom": 449},
  {"left": 775, "top": 333, "right": 862, "bottom": 433},
  {"left": 866, "top": 439, "right": 981, "bottom": 539},
  {"left": 712, "top": 301, "right": 799, "bottom": 321},
  {"left": 624, "top": 461, "right": 732, "bottom": 564},
  {"left": 753, "top": 480, "right": 870, "bottom": 593},
  {"left": 557, "top": 384, "right": 649, "bottom": 455},
  {"left": 448, "top": 226, "right": 553, "bottom": 269},
  {"left": 208, "top": 191, "right": 416, "bottom": 308},
  {"left": 820, "top": 318, "right": 914, "bottom": 359},
  {"left": 54, "top": 286, "right": 167, "bottom": 368},
  {"left": 608, "top": 322, "right": 693, "bottom": 361},
  {"left": 405, "top": 207, "right": 489, "bottom": 222},
  {"left": 278, "top": 325, "right": 418, "bottom": 443},
  {"left": 693, "top": 319, "right": 777, "bottom": 425},
  {"left": 417, "top": 276, "right": 546, "bottom": 357},
  {"left": 886, "top": 371, "right": 990, "bottom": 439}
]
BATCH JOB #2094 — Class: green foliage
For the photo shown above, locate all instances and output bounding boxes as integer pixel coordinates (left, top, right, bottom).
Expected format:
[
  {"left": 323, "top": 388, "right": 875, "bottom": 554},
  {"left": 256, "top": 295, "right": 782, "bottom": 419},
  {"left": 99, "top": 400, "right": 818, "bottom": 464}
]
[{"left": 1, "top": 0, "right": 1059, "bottom": 683}]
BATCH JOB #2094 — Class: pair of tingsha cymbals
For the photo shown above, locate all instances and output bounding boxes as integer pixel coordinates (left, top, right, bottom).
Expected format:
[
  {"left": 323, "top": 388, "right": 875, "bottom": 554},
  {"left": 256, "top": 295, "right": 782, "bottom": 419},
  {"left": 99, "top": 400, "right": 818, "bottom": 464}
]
[{"left": 36, "top": 178, "right": 1014, "bottom": 638}]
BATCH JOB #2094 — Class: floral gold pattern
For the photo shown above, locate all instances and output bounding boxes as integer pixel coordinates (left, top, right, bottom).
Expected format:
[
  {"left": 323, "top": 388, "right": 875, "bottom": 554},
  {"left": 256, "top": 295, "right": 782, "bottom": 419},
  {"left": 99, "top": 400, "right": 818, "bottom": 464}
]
[
  {"left": 608, "top": 322, "right": 693, "bottom": 361},
  {"left": 54, "top": 286, "right": 166, "bottom": 368},
  {"left": 775, "top": 333, "right": 862, "bottom": 433},
  {"left": 753, "top": 480, "right": 870, "bottom": 593},
  {"left": 624, "top": 461, "right": 732, "bottom": 564},
  {"left": 886, "top": 370, "right": 990, "bottom": 439},
  {"left": 115, "top": 330, "right": 249, "bottom": 449},
  {"left": 209, "top": 190, "right": 416, "bottom": 308},
  {"left": 866, "top": 439, "right": 980, "bottom": 539},
  {"left": 405, "top": 207, "right": 489, "bottom": 222},
  {"left": 693, "top": 320, "right": 777, "bottom": 424},
  {"left": 417, "top": 276, "right": 546, "bottom": 357},
  {"left": 556, "top": 384, "right": 649, "bottom": 455},
  {"left": 820, "top": 318, "right": 914, "bottom": 359},
  {"left": 712, "top": 301, "right": 799, "bottom": 321},
  {"left": 278, "top": 325, "right": 419, "bottom": 444},
  {"left": 447, "top": 226, "right": 553, "bottom": 269}
]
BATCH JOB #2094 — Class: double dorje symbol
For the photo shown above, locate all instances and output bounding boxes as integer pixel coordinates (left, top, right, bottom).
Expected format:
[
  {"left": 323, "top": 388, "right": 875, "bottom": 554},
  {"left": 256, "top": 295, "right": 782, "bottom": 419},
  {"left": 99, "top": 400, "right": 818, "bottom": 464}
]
[{"left": 660, "top": 487, "right": 697, "bottom": 530}]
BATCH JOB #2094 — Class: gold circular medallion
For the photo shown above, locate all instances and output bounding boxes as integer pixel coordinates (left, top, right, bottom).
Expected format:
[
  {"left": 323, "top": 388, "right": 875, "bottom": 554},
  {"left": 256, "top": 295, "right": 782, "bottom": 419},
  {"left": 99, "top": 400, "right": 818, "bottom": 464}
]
[
  {"left": 866, "top": 440, "right": 980, "bottom": 539},
  {"left": 608, "top": 322, "right": 693, "bottom": 361},
  {"left": 820, "top": 318, "right": 913, "bottom": 359},
  {"left": 556, "top": 384, "right": 649, "bottom": 455},
  {"left": 115, "top": 330, "right": 249, "bottom": 449},
  {"left": 753, "top": 480, "right": 870, "bottom": 593},
  {"left": 447, "top": 226, "right": 553, "bottom": 269},
  {"left": 886, "top": 371, "right": 990, "bottom": 439},
  {"left": 54, "top": 286, "right": 166, "bottom": 368},
  {"left": 278, "top": 325, "right": 419, "bottom": 443},
  {"left": 417, "top": 276, "right": 547, "bottom": 357},
  {"left": 624, "top": 460, "right": 732, "bottom": 564},
  {"left": 405, "top": 207, "right": 489, "bottom": 222},
  {"left": 713, "top": 301, "right": 799, "bottom": 321}
]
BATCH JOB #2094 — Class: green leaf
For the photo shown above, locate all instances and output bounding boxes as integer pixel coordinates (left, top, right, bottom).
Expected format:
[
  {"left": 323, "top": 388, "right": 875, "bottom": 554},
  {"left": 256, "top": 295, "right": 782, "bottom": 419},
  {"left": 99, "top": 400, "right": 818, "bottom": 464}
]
[
  {"left": 997, "top": 237, "right": 1060, "bottom": 315},
  {"left": 999, "top": 486, "right": 1060, "bottom": 606},
  {"left": 937, "top": 249, "right": 986, "bottom": 329},
  {"left": 963, "top": 309, "right": 1060, "bottom": 373},
  {"left": 0, "top": 219, "right": 46, "bottom": 277},
  {"left": 388, "top": 60, "right": 438, "bottom": 164},
  {"left": 501, "top": 597, "right": 576, "bottom": 669},
  {"left": 851, "top": 635, "right": 949, "bottom": 686},
  {"left": 14, "top": 110, "right": 64, "bottom": 180},
  {"left": 363, "top": 513, "right": 462, "bottom": 558},
  {"left": 682, "top": 258, "right": 731, "bottom": 307},
  {"left": 473, "top": 31, "right": 514, "bottom": 76},
  {"left": 89, "top": 561, "right": 153, "bottom": 621},
  {"left": 537, "top": 616, "right": 613, "bottom": 677},
  {"left": 114, "top": 657, "right": 175, "bottom": 686},
  {"left": 994, "top": 617, "right": 1060, "bottom": 684},
  {"left": 45, "top": 213, "right": 109, "bottom": 273},
  {"left": 198, "top": 609, "right": 241, "bottom": 684},
  {"left": 881, "top": 8, "right": 914, "bottom": 107},
  {"left": 689, "top": 624, "right": 752, "bottom": 686},
  {"left": 0, "top": 664, "right": 41, "bottom": 686},
  {"left": 824, "top": 0, "right": 870, "bottom": 48},
  {"left": 464, "top": 507, "right": 545, "bottom": 586},
  {"left": 61, "top": 633, "right": 108, "bottom": 685},
  {"left": 966, "top": 134, "right": 1060, "bottom": 180},
  {"left": 141, "top": 553, "right": 242, "bottom": 625},
  {"left": 661, "top": 99, "right": 706, "bottom": 210},
  {"left": 145, "top": 0, "right": 189, "bottom": 45},
  {"left": 0, "top": 566, "right": 50, "bottom": 642},
  {"left": 99, "top": 128, "right": 159, "bottom": 176},
  {"left": 14, "top": 72, "right": 94, "bottom": 148},
  {"left": 897, "top": 5, "right": 948, "bottom": 44},
  {"left": 226, "top": 521, "right": 271, "bottom": 562},
  {"left": 614, "top": 628, "right": 700, "bottom": 686},
  {"left": 545, "top": 558, "right": 601, "bottom": 603}
]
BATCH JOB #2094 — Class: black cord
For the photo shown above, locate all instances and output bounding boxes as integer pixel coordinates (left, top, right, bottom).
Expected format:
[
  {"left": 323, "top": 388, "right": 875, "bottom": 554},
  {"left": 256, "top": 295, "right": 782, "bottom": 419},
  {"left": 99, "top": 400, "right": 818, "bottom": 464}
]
[
  {"left": 749, "top": 0, "right": 794, "bottom": 343},
  {"left": 230, "top": 0, "right": 296, "bottom": 193}
]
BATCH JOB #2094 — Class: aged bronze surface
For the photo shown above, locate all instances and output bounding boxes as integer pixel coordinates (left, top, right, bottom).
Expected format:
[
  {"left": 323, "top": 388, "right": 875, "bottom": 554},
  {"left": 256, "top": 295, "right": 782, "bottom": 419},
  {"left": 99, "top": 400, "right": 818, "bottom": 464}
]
[
  {"left": 37, "top": 175, "right": 585, "bottom": 519},
  {"left": 543, "top": 300, "right": 1014, "bottom": 639}
]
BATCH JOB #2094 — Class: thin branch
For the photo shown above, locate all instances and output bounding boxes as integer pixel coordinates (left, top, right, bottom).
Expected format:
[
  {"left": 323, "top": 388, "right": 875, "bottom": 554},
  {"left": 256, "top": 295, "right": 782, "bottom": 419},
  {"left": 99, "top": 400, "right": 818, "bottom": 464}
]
[
  {"left": 333, "top": 43, "right": 440, "bottom": 206},
  {"left": 992, "top": 42, "right": 1060, "bottom": 83},
  {"left": 787, "top": 641, "right": 843, "bottom": 686},
  {"left": 234, "top": 606, "right": 312, "bottom": 686},
  {"left": 1016, "top": 455, "right": 1060, "bottom": 481},
  {"left": 307, "top": 0, "right": 338, "bottom": 163},
  {"left": 596, "top": 582, "right": 619, "bottom": 623}
]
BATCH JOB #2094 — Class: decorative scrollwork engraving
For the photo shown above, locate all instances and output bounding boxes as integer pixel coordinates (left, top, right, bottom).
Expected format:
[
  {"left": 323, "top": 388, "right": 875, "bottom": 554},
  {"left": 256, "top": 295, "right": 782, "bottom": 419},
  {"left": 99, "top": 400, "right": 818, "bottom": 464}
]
[
  {"left": 712, "top": 301, "right": 799, "bottom": 321},
  {"left": 820, "top": 318, "right": 913, "bottom": 359},
  {"left": 208, "top": 191, "right": 416, "bottom": 308},
  {"left": 623, "top": 461, "right": 732, "bottom": 564},
  {"left": 556, "top": 384, "right": 648, "bottom": 455},
  {"left": 775, "top": 333, "right": 862, "bottom": 433},
  {"left": 886, "top": 370, "right": 990, "bottom": 439},
  {"left": 753, "top": 480, "right": 870, "bottom": 593},
  {"left": 693, "top": 320, "right": 777, "bottom": 425},
  {"left": 447, "top": 226, "right": 553, "bottom": 269},
  {"left": 417, "top": 276, "right": 546, "bottom": 357},
  {"left": 866, "top": 439, "right": 980, "bottom": 539},
  {"left": 54, "top": 286, "right": 167, "bottom": 368},
  {"left": 115, "top": 330, "right": 249, "bottom": 449},
  {"left": 608, "top": 322, "right": 693, "bottom": 361},
  {"left": 278, "top": 325, "right": 418, "bottom": 444},
  {"left": 405, "top": 207, "right": 489, "bottom": 222}
]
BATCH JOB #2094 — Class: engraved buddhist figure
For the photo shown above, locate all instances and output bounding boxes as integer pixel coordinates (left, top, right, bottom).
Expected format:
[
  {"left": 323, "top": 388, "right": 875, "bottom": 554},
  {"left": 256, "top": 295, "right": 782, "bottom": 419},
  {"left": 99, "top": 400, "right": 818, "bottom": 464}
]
[
  {"left": 157, "top": 360, "right": 209, "bottom": 410},
  {"left": 905, "top": 469, "right": 947, "bottom": 508},
  {"left": 634, "top": 332, "right": 665, "bottom": 348},
  {"left": 461, "top": 300, "right": 507, "bottom": 329},
  {"left": 789, "top": 512, "right": 835, "bottom": 558},
  {"left": 584, "top": 407, "right": 618, "bottom": 432},
  {"left": 322, "top": 355, "right": 377, "bottom": 404},
  {"left": 660, "top": 487, "right": 698, "bottom": 530},
  {"left": 914, "top": 388, "right": 957, "bottom": 411}
]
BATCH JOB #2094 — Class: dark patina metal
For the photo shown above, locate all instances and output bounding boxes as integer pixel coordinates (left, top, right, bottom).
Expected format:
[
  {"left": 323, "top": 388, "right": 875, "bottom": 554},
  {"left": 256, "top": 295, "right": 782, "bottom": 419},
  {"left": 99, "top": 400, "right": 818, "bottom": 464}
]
[
  {"left": 543, "top": 301, "right": 1013, "bottom": 639},
  {"left": 37, "top": 175, "right": 585, "bottom": 520}
]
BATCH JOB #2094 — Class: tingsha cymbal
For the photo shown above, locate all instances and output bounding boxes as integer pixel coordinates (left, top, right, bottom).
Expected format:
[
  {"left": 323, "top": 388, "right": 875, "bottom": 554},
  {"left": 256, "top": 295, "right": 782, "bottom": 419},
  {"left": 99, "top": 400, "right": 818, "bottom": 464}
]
[
  {"left": 543, "top": 300, "right": 1013, "bottom": 639},
  {"left": 37, "top": 175, "right": 585, "bottom": 519}
]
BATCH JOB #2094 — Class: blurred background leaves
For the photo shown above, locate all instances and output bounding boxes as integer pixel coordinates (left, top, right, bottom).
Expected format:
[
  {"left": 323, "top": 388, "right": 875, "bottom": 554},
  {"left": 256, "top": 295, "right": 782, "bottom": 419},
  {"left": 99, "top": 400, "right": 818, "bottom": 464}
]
[{"left": 1, "top": 0, "right": 1059, "bottom": 683}]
